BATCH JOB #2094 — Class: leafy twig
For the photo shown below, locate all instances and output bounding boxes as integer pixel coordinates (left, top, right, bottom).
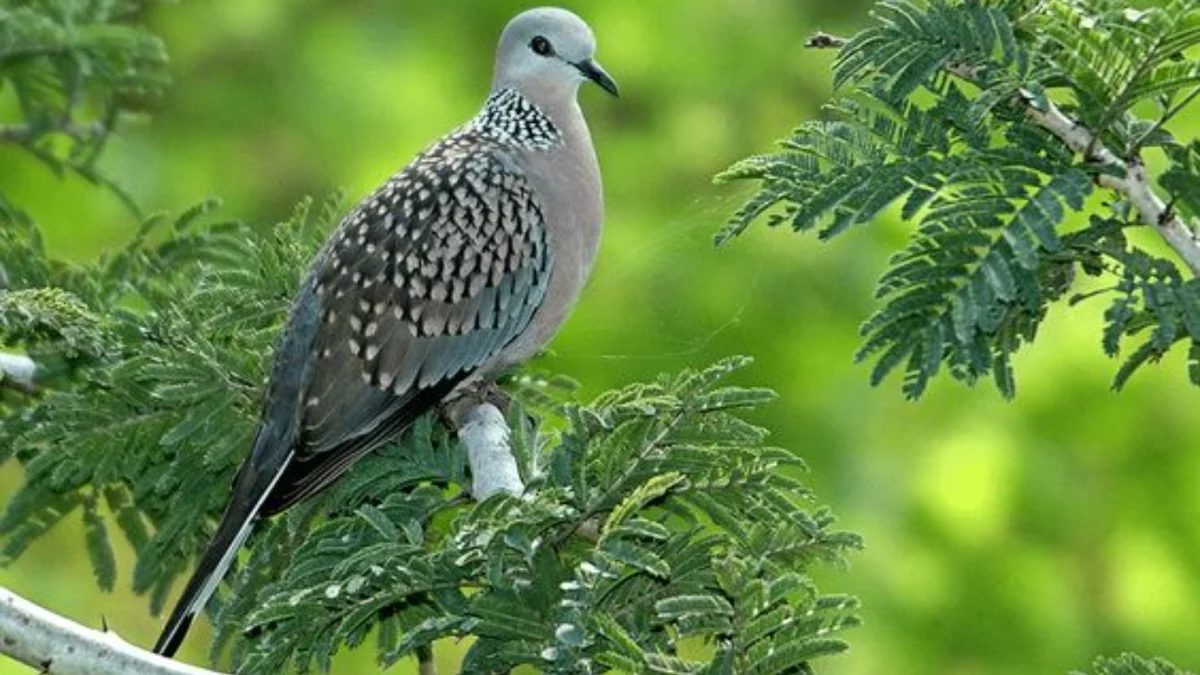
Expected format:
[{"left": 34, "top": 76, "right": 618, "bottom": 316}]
[
  {"left": 1019, "top": 95, "right": 1200, "bottom": 277},
  {"left": 804, "top": 30, "right": 1200, "bottom": 277}
]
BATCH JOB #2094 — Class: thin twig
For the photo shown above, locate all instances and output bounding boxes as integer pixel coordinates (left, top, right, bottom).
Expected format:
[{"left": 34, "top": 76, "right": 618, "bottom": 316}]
[
  {"left": 1133, "top": 86, "right": 1200, "bottom": 151},
  {"left": 0, "top": 586, "right": 228, "bottom": 675},
  {"left": 0, "top": 121, "right": 107, "bottom": 145},
  {"left": 0, "top": 45, "right": 70, "bottom": 62}
]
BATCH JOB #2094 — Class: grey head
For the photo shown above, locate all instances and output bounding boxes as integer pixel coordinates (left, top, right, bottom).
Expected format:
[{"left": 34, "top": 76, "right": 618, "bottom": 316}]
[{"left": 492, "top": 7, "right": 619, "bottom": 103}]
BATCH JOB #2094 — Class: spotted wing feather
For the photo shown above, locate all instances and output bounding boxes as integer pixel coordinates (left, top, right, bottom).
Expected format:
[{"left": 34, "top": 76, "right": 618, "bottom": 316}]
[{"left": 261, "top": 134, "right": 552, "bottom": 513}]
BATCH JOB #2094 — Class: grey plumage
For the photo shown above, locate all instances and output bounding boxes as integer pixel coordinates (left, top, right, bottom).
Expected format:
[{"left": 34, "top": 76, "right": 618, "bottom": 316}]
[{"left": 154, "top": 6, "right": 615, "bottom": 658}]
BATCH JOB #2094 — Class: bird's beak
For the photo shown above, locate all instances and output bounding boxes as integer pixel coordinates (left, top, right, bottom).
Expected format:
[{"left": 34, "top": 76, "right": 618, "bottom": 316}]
[{"left": 575, "top": 59, "right": 619, "bottom": 97}]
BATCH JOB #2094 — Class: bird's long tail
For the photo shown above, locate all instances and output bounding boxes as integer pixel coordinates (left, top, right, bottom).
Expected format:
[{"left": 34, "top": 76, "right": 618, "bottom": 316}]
[{"left": 153, "top": 453, "right": 292, "bottom": 657}]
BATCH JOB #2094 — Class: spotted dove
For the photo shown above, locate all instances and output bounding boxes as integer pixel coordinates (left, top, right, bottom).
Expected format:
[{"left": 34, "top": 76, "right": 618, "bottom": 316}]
[{"left": 153, "top": 7, "right": 616, "bottom": 656}]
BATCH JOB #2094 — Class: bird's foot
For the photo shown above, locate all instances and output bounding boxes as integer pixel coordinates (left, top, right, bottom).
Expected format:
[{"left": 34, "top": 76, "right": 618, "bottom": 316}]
[{"left": 441, "top": 379, "right": 512, "bottom": 428}]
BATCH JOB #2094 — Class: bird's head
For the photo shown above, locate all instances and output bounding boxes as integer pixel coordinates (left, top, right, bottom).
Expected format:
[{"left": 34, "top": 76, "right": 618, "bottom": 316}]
[{"left": 493, "top": 7, "right": 619, "bottom": 101}]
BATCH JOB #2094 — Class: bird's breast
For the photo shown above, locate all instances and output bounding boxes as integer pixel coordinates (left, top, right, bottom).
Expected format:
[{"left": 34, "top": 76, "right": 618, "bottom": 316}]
[{"left": 491, "top": 126, "right": 603, "bottom": 369}]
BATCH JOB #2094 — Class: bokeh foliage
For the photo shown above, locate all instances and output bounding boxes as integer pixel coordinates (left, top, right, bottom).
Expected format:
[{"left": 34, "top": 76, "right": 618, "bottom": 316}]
[
  {"left": 0, "top": 0, "right": 168, "bottom": 214},
  {"left": 2, "top": 1, "right": 1199, "bottom": 675}
]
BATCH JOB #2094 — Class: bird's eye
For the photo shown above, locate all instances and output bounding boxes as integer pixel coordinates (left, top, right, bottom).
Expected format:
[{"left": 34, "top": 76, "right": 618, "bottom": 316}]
[{"left": 530, "top": 36, "right": 554, "bottom": 57}]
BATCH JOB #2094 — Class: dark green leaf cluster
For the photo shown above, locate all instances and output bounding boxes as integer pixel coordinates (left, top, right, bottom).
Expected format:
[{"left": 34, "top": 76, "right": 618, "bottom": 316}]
[
  {"left": 0, "top": 0, "right": 170, "bottom": 213},
  {"left": 0, "top": 196, "right": 334, "bottom": 608},
  {"left": 720, "top": 0, "right": 1200, "bottom": 397},
  {"left": 226, "top": 358, "right": 861, "bottom": 674}
]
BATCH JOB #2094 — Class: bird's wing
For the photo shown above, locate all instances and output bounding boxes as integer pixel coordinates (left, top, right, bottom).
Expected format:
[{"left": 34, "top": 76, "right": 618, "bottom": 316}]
[{"left": 261, "top": 136, "right": 552, "bottom": 513}]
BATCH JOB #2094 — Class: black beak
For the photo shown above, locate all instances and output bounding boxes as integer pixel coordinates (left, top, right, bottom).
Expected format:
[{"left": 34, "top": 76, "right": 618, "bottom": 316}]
[{"left": 575, "top": 58, "right": 619, "bottom": 97}]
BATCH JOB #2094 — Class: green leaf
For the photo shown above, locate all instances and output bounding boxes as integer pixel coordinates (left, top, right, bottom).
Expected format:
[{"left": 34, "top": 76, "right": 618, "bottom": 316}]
[
  {"left": 82, "top": 494, "right": 116, "bottom": 592},
  {"left": 602, "top": 472, "right": 686, "bottom": 535},
  {"left": 601, "top": 539, "right": 671, "bottom": 579},
  {"left": 655, "top": 594, "right": 735, "bottom": 621}
]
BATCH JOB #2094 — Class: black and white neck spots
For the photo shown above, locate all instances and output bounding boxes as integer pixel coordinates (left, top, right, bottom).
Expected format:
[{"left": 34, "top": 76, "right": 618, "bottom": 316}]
[{"left": 471, "top": 89, "right": 563, "bottom": 151}]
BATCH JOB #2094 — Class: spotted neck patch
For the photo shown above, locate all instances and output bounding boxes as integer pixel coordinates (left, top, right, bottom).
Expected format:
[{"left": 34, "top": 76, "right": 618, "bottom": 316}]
[{"left": 470, "top": 88, "right": 563, "bottom": 151}]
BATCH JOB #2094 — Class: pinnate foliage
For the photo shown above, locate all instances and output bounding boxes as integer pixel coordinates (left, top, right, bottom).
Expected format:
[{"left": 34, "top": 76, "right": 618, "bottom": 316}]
[
  {"left": 720, "top": 0, "right": 1200, "bottom": 398},
  {"left": 229, "top": 358, "right": 862, "bottom": 674},
  {"left": 2, "top": 186, "right": 862, "bottom": 672}
]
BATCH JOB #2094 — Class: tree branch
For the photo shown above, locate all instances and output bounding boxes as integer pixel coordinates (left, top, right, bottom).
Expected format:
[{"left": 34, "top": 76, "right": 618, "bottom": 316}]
[
  {"left": 450, "top": 400, "right": 525, "bottom": 500},
  {"left": 1021, "top": 97, "right": 1200, "bottom": 277},
  {"left": 0, "top": 587, "right": 228, "bottom": 675},
  {"left": 804, "top": 31, "right": 1200, "bottom": 277},
  {"left": 0, "top": 352, "right": 38, "bottom": 395}
]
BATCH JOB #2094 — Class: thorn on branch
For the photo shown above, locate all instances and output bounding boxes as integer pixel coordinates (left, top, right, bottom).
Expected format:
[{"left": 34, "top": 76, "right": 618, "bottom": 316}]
[{"left": 804, "top": 32, "right": 847, "bottom": 49}]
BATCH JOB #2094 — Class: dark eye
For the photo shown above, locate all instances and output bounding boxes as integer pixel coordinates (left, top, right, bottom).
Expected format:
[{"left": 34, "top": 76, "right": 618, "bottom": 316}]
[{"left": 530, "top": 36, "right": 554, "bottom": 57}]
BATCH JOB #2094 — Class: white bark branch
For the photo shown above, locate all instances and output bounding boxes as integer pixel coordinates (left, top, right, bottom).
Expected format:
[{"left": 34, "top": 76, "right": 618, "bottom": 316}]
[
  {"left": 454, "top": 402, "right": 525, "bottom": 500},
  {"left": 0, "top": 587, "right": 228, "bottom": 675},
  {"left": 0, "top": 353, "right": 37, "bottom": 392},
  {"left": 1022, "top": 99, "right": 1200, "bottom": 277}
]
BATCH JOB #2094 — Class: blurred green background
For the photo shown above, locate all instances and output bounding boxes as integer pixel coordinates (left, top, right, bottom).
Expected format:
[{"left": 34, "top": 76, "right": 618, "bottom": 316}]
[{"left": 2, "top": 1, "right": 1198, "bottom": 674}]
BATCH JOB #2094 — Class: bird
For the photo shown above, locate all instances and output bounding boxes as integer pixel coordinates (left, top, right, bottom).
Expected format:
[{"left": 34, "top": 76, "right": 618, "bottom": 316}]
[{"left": 152, "top": 6, "right": 616, "bottom": 657}]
